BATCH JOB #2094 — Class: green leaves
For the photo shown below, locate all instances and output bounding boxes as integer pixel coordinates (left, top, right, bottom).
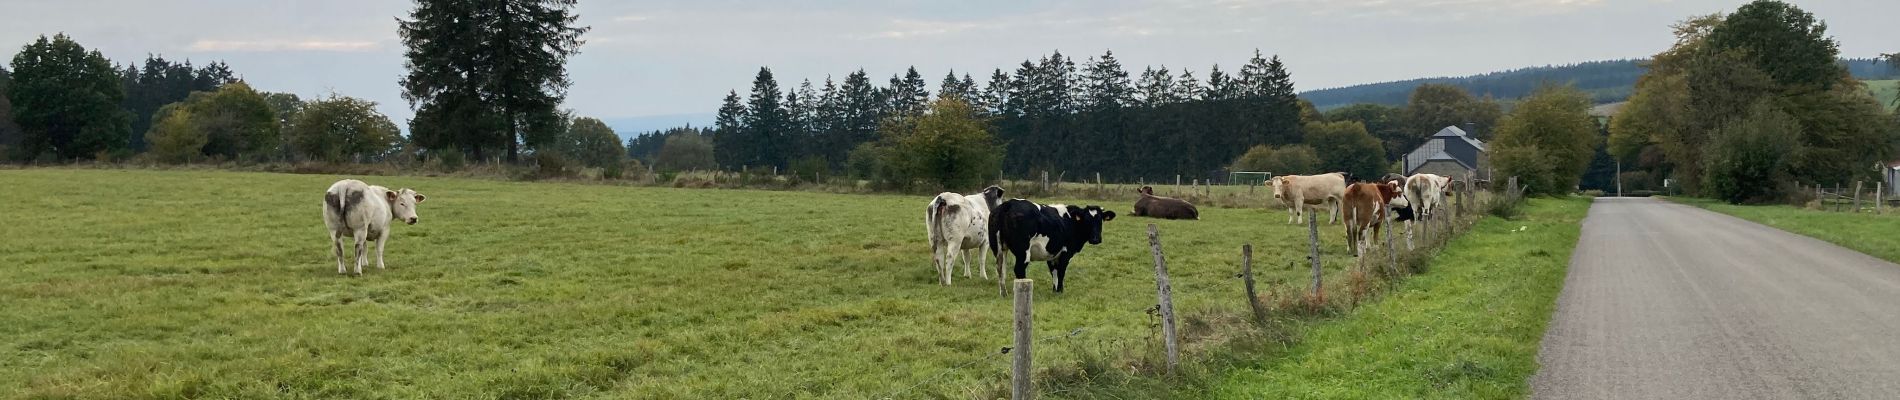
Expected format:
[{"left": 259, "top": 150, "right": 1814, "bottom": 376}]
[
  {"left": 875, "top": 98, "right": 1003, "bottom": 191},
  {"left": 398, "top": 0, "right": 589, "bottom": 162},
  {"left": 1492, "top": 85, "right": 1598, "bottom": 197},
  {"left": 288, "top": 95, "right": 400, "bottom": 163},
  {"left": 8, "top": 34, "right": 131, "bottom": 161},
  {"left": 1303, "top": 120, "right": 1385, "bottom": 180},
  {"left": 1701, "top": 100, "right": 1801, "bottom": 203}
]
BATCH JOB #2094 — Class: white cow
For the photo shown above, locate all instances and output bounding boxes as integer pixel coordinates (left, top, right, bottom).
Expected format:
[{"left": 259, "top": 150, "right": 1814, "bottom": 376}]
[
  {"left": 925, "top": 185, "right": 1004, "bottom": 286},
  {"left": 1402, "top": 173, "right": 1452, "bottom": 249},
  {"left": 1271, "top": 173, "right": 1349, "bottom": 224},
  {"left": 323, "top": 179, "right": 427, "bottom": 275}
]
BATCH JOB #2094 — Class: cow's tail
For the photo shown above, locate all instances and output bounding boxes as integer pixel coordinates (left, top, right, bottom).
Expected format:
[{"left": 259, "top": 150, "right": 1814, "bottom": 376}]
[
  {"left": 926, "top": 196, "right": 943, "bottom": 244},
  {"left": 324, "top": 189, "right": 351, "bottom": 227}
]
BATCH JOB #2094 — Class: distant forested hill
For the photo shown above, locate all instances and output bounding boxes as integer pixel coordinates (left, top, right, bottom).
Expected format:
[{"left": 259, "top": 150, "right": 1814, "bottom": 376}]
[{"left": 1302, "top": 58, "right": 1898, "bottom": 110}]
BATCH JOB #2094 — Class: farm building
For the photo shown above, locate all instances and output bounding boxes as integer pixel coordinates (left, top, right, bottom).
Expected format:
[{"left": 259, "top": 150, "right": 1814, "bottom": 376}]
[
  {"left": 1883, "top": 161, "right": 1900, "bottom": 197},
  {"left": 1402, "top": 125, "right": 1489, "bottom": 180}
]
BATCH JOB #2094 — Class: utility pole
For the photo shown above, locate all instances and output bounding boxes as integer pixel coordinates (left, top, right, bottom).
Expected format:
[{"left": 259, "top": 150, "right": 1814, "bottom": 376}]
[{"left": 1616, "top": 158, "right": 1623, "bottom": 197}]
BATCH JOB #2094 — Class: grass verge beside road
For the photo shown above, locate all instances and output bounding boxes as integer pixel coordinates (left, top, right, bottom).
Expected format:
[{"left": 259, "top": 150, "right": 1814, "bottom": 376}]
[
  {"left": 1670, "top": 197, "right": 1900, "bottom": 264},
  {"left": 1209, "top": 197, "right": 1589, "bottom": 399}
]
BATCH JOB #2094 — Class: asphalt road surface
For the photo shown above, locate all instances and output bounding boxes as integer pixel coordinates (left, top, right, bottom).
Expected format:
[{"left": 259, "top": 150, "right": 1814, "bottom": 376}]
[{"left": 1531, "top": 197, "right": 1900, "bottom": 399}]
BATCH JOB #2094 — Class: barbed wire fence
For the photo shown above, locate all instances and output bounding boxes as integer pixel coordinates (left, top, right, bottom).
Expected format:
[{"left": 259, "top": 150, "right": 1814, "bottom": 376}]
[{"left": 882, "top": 175, "right": 1513, "bottom": 399}]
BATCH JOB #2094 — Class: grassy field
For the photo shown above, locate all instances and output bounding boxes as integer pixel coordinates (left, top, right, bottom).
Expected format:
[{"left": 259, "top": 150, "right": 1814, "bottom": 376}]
[
  {"left": 0, "top": 169, "right": 1407, "bottom": 399},
  {"left": 1211, "top": 197, "right": 1589, "bottom": 399},
  {"left": 1671, "top": 197, "right": 1900, "bottom": 264},
  {"left": 1868, "top": 80, "right": 1898, "bottom": 111}
]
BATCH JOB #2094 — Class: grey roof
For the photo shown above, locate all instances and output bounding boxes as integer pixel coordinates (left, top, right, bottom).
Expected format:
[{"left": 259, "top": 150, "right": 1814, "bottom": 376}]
[
  {"left": 1431, "top": 126, "right": 1486, "bottom": 151},
  {"left": 1404, "top": 126, "right": 1485, "bottom": 174}
]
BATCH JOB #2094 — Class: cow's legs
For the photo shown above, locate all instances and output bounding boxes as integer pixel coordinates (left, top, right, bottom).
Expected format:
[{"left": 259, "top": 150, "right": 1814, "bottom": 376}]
[
  {"left": 374, "top": 231, "right": 388, "bottom": 270},
  {"left": 331, "top": 231, "right": 347, "bottom": 274},
  {"left": 975, "top": 239, "right": 990, "bottom": 280},
  {"left": 1329, "top": 198, "right": 1340, "bottom": 224},
  {"left": 351, "top": 229, "right": 368, "bottom": 275},
  {"left": 941, "top": 241, "right": 958, "bottom": 286},
  {"left": 1049, "top": 257, "right": 1073, "bottom": 292}
]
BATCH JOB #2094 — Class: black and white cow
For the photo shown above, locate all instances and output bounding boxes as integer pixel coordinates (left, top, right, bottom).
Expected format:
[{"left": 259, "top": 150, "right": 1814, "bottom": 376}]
[{"left": 987, "top": 199, "right": 1117, "bottom": 293}]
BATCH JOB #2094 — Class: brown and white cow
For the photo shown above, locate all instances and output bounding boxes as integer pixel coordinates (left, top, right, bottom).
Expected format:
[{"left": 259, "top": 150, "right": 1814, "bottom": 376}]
[
  {"left": 1341, "top": 180, "right": 1404, "bottom": 257},
  {"left": 1270, "top": 172, "right": 1348, "bottom": 224},
  {"left": 1133, "top": 186, "right": 1199, "bottom": 220}
]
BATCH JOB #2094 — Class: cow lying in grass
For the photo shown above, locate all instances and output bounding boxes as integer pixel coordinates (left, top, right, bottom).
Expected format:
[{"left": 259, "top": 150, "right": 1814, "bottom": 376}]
[
  {"left": 989, "top": 199, "right": 1116, "bottom": 293},
  {"left": 323, "top": 179, "right": 426, "bottom": 275},
  {"left": 925, "top": 185, "right": 1005, "bottom": 285},
  {"left": 1132, "top": 186, "right": 1199, "bottom": 220}
]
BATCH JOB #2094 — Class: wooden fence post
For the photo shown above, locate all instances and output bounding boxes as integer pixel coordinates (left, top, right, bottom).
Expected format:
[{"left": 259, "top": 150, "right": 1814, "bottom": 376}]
[
  {"left": 998, "top": 258, "right": 1009, "bottom": 298},
  {"left": 1854, "top": 181, "right": 1864, "bottom": 213},
  {"left": 1147, "top": 224, "right": 1178, "bottom": 375},
  {"left": 1306, "top": 215, "right": 1323, "bottom": 299},
  {"left": 1176, "top": 175, "right": 1182, "bottom": 194},
  {"left": 1241, "top": 244, "right": 1265, "bottom": 324},
  {"left": 1040, "top": 171, "right": 1050, "bottom": 194},
  {"left": 1878, "top": 181, "right": 1885, "bottom": 215},
  {"left": 1012, "top": 279, "right": 1034, "bottom": 400},
  {"left": 1096, "top": 172, "right": 1104, "bottom": 195},
  {"left": 1384, "top": 218, "right": 1398, "bottom": 276},
  {"left": 1836, "top": 183, "right": 1844, "bottom": 212}
]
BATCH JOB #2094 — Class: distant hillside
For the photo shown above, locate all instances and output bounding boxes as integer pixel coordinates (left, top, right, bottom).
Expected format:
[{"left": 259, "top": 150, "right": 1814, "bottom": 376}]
[
  {"left": 1302, "top": 58, "right": 1900, "bottom": 110},
  {"left": 1870, "top": 80, "right": 1899, "bottom": 111},
  {"left": 603, "top": 112, "right": 715, "bottom": 140}
]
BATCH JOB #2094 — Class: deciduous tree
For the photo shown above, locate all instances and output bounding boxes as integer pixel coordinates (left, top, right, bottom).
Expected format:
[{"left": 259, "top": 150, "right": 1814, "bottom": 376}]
[{"left": 8, "top": 34, "right": 131, "bottom": 161}]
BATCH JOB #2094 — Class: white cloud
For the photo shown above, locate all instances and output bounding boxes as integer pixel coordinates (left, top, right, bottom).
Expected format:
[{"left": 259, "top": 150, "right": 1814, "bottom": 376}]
[
  {"left": 611, "top": 14, "right": 653, "bottom": 23},
  {"left": 187, "top": 39, "right": 381, "bottom": 52}
]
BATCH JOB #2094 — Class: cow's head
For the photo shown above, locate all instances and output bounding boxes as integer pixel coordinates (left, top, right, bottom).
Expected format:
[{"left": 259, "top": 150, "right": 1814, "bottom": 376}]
[
  {"left": 1068, "top": 205, "right": 1117, "bottom": 245},
  {"left": 1270, "top": 177, "right": 1288, "bottom": 200},
  {"left": 1137, "top": 186, "right": 1155, "bottom": 196},
  {"left": 1376, "top": 181, "right": 1404, "bottom": 203},
  {"left": 387, "top": 188, "right": 427, "bottom": 225},
  {"left": 981, "top": 185, "right": 1006, "bottom": 208},
  {"left": 1438, "top": 176, "right": 1454, "bottom": 197}
]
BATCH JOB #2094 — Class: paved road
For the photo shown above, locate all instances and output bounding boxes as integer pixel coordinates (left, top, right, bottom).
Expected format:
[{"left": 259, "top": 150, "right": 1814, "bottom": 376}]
[{"left": 1532, "top": 198, "right": 1900, "bottom": 399}]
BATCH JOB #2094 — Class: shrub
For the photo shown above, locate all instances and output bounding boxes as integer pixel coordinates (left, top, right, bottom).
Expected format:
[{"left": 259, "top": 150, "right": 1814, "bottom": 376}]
[
  {"left": 653, "top": 133, "right": 715, "bottom": 172},
  {"left": 1230, "top": 144, "right": 1320, "bottom": 175},
  {"left": 876, "top": 98, "right": 1003, "bottom": 191},
  {"left": 1701, "top": 100, "right": 1800, "bottom": 204},
  {"left": 789, "top": 155, "right": 828, "bottom": 183},
  {"left": 145, "top": 105, "right": 206, "bottom": 164}
]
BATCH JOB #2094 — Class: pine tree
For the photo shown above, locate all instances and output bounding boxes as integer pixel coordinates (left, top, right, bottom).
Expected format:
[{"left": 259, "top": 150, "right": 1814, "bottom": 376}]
[
  {"left": 744, "top": 67, "right": 789, "bottom": 169},
  {"left": 887, "top": 67, "right": 929, "bottom": 116},
  {"left": 399, "top": 0, "right": 588, "bottom": 163},
  {"left": 713, "top": 90, "right": 747, "bottom": 168},
  {"left": 984, "top": 69, "right": 1011, "bottom": 117}
]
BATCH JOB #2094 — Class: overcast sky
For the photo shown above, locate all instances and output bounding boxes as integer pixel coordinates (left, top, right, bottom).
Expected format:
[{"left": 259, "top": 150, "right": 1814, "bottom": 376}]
[{"left": 2, "top": 0, "right": 1894, "bottom": 129}]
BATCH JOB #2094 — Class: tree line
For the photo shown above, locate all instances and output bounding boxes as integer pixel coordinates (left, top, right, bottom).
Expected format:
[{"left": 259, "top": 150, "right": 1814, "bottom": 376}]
[
  {"left": 1609, "top": 0, "right": 1900, "bottom": 204},
  {"left": 671, "top": 50, "right": 1309, "bottom": 183}
]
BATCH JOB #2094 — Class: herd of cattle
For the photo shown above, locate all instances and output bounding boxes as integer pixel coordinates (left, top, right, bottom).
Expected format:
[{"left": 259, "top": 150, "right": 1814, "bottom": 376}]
[
  {"left": 313, "top": 172, "right": 1454, "bottom": 292},
  {"left": 924, "top": 172, "right": 1455, "bottom": 292}
]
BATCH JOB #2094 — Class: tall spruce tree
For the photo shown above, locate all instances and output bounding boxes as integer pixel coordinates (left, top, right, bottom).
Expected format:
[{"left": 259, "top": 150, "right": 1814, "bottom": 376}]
[
  {"left": 743, "top": 67, "right": 788, "bottom": 169},
  {"left": 398, "top": 0, "right": 588, "bottom": 163},
  {"left": 713, "top": 90, "right": 747, "bottom": 168}
]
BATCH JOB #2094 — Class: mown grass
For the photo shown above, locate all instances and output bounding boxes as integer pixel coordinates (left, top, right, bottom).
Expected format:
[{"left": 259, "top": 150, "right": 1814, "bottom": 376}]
[
  {"left": 0, "top": 169, "right": 1395, "bottom": 399},
  {"left": 1207, "top": 197, "right": 1589, "bottom": 399},
  {"left": 1670, "top": 197, "right": 1900, "bottom": 264}
]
